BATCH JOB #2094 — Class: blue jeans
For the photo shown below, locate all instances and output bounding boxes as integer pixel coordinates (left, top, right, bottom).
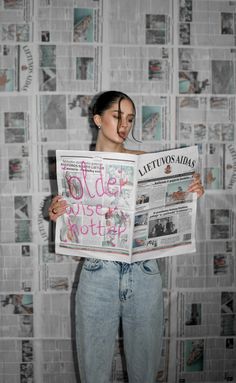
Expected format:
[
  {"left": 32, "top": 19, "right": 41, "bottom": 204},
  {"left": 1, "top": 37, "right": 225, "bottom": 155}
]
[{"left": 75, "top": 258, "right": 163, "bottom": 383}]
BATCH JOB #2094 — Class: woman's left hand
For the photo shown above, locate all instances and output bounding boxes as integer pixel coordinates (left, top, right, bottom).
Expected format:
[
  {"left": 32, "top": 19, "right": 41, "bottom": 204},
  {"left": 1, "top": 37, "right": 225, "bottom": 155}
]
[{"left": 187, "top": 173, "right": 204, "bottom": 198}]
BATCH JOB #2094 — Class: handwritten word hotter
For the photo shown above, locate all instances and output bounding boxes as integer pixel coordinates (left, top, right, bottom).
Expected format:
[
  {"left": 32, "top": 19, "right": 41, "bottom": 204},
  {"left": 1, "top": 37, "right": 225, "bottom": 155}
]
[
  {"left": 66, "top": 161, "right": 127, "bottom": 200},
  {"left": 139, "top": 155, "right": 196, "bottom": 177},
  {"left": 63, "top": 217, "right": 127, "bottom": 241}
]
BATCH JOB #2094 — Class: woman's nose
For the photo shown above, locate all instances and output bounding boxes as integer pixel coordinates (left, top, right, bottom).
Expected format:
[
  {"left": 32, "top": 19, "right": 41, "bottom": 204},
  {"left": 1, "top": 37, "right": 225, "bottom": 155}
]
[{"left": 120, "top": 117, "right": 128, "bottom": 127}]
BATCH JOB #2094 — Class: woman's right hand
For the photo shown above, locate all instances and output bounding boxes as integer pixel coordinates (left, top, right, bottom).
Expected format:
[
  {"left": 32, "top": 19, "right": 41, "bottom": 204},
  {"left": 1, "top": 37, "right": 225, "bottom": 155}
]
[{"left": 48, "top": 195, "right": 68, "bottom": 222}]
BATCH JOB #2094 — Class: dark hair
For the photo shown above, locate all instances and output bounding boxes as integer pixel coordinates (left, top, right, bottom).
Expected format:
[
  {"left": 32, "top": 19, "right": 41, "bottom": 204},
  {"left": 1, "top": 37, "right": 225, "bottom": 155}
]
[
  {"left": 90, "top": 90, "right": 139, "bottom": 142},
  {"left": 92, "top": 90, "right": 136, "bottom": 116}
]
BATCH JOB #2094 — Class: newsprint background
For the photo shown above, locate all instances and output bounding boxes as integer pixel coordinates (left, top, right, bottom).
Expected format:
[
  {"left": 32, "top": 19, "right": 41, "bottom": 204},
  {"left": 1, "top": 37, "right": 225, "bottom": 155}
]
[{"left": 0, "top": 0, "right": 236, "bottom": 382}]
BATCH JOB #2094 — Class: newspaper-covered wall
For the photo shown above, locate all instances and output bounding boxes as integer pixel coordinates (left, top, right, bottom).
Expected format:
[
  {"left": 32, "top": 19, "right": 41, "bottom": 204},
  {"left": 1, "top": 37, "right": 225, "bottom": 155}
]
[{"left": 0, "top": 0, "right": 236, "bottom": 382}]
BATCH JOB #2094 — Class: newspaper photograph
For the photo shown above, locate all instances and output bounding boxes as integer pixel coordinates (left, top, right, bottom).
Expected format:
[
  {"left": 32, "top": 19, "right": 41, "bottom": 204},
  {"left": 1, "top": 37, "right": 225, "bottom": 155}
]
[{"left": 55, "top": 146, "right": 198, "bottom": 263}]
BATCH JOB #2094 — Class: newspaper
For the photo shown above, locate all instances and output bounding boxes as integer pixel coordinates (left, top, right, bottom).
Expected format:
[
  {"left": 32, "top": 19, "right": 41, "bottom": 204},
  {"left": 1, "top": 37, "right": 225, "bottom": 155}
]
[
  {"left": 0, "top": 195, "right": 32, "bottom": 243},
  {"left": 38, "top": 44, "right": 101, "bottom": 92},
  {"left": 178, "top": 47, "right": 236, "bottom": 96},
  {"left": 0, "top": 293, "right": 33, "bottom": 337},
  {"left": 178, "top": 0, "right": 236, "bottom": 47},
  {"left": 0, "top": 44, "right": 34, "bottom": 92},
  {"left": 0, "top": 244, "right": 35, "bottom": 293},
  {"left": 175, "top": 290, "right": 236, "bottom": 382},
  {"left": 176, "top": 95, "right": 236, "bottom": 191},
  {"left": 55, "top": 146, "right": 198, "bottom": 263},
  {"left": 0, "top": 0, "right": 33, "bottom": 43}
]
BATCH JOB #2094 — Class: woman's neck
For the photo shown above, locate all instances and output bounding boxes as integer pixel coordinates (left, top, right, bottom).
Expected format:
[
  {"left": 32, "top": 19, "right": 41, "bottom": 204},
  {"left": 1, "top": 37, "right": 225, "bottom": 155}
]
[{"left": 95, "top": 138, "right": 125, "bottom": 153}]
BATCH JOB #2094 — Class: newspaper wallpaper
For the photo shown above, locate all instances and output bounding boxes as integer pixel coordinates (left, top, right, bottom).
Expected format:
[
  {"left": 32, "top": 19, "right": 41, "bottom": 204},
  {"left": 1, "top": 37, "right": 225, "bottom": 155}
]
[{"left": 0, "top": 0, "right": 236, "bottom": 382}]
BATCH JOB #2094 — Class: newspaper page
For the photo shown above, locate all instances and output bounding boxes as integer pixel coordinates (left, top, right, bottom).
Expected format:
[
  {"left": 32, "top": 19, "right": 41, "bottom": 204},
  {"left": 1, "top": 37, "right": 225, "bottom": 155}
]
[
  {"left": 178, "top": 0, "right": 236, "bottom": 47},
  {"left": 0, "top": 44, "right": 34, "bottom": 92},
  {"left": 173, "top": 190, "right": 236, "bottom": 383},
  {"left": 55, "top": 146, "right": 198, "bottom": 263},
  {"left": 0, "top": 293, "right": 33, "bottom": 337},
  {"left": 36, "top": 0, "right": 102, "bottom": 44},
  {"left": 108, "top": 0, "right": 172, "bottom": 94},
  {"left": 0, "top": 0, "right": 33, "bottom": 43},
  {"left": 55, "top": 150, "right": 138, "bottom": 262},
  {"left": 0, "top": 195, "right": 32, "bottom": 243},
  {"left": 176, "top": 290, "right": 236, "bottom": 382},
  {"left": 36, "top": 0, "right": 103, "bottom": 93},
  {"left": 38, "top": 44, "right": 101, "bottom": 93},
  {"left": 131, "top": 145, "right": 198, "bottom": 262},
  {"left": 0, "top": 94, "right": 32, "bottom": 194},
  {"left": 132, "top": 94, "right": 170, "bottom": 144},
  {"left": 38, "top": 244, "right": 78, "bottom": 293},
  {"left": 204, "top": 143, "right": 236, "bottom": 191},
  {"left": 176, "top": 95, "right": 236, "bottom": 191},
  {"left": 178, "top": 47, "right": 236, "bottom": 96},
  {"left": 0, "top": 244, "right": 36, "bottom": 293}
]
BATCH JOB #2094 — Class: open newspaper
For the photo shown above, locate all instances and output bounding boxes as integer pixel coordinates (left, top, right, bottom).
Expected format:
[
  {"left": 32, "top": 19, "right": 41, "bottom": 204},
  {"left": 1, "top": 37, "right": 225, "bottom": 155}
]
[{"left": 55, "top": 146, "right": 198, "bottom": 263}]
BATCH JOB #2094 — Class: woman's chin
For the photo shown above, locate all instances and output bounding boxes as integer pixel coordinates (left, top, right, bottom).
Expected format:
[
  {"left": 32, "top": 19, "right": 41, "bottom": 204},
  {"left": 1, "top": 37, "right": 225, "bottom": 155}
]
[{"left": 118, "top": 133, "right": 126, "bottom": 140}]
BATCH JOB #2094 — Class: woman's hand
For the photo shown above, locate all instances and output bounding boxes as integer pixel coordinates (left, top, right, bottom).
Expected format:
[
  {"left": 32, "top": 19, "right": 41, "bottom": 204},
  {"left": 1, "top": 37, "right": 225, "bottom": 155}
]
[
  {"left": 187, "top": 173, "right": 204, "bottom": 198},
  {"left": 48, "top": 195, "right": 67, "bottom": 222}
]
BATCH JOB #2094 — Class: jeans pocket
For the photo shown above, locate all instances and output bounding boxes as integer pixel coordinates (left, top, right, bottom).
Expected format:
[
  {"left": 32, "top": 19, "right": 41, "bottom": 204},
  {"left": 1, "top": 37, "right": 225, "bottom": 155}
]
[
  {"left": 140, "top": 259, "right": 160, "bottom": 275},
  {"left": 83, "top": 258, "right": 104, "bottom": 272}
]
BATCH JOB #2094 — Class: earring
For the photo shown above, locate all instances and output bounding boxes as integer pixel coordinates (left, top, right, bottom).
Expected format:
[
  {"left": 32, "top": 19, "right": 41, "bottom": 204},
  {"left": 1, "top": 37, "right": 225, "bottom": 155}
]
[{"left": 97, "top": 125, "right": 101, "bottom": 129}]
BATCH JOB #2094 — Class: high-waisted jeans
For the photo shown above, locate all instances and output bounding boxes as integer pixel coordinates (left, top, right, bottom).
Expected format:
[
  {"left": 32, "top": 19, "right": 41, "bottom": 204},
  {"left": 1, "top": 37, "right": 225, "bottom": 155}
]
[{"left": 75, "top": 258, "right": 163, "bottom": 383}]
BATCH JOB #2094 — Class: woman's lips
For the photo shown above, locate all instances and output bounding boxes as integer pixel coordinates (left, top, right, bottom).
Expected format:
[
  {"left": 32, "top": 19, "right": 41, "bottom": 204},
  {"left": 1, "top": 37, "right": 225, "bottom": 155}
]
[{"left": 118, "top": 131, "right": 126, "bottom": 139}]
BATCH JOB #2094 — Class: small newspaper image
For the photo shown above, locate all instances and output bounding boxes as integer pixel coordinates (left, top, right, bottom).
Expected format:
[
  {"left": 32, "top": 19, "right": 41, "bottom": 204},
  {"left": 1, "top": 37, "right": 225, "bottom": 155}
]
[{"left": 55, "top": 146, "right": 198, "bottom": 263}]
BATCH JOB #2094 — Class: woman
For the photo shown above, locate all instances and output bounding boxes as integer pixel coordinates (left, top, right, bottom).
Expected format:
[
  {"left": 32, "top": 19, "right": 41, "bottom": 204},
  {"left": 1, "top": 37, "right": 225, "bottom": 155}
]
[{"left": 48, "top": 90, "right": 204, "bottom": 383}]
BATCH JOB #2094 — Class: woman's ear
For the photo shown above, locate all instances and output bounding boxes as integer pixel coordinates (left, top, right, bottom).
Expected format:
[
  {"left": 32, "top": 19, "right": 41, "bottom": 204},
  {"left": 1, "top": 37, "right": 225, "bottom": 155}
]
[{"left": 93, "top": 114, "right": 101, "bottom": 128}]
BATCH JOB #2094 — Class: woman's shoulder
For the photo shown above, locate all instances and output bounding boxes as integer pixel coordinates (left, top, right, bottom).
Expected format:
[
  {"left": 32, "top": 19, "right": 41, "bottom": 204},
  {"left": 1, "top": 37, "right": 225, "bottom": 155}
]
[{"left": 123, "top": 148, "right": 146, "bottom": 155}]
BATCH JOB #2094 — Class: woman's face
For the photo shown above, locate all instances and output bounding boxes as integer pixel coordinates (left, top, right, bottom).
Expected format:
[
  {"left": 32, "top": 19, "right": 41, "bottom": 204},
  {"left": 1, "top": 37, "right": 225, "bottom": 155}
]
[{"left": 94, "top": 98, "right": 135, "bottom": 143}]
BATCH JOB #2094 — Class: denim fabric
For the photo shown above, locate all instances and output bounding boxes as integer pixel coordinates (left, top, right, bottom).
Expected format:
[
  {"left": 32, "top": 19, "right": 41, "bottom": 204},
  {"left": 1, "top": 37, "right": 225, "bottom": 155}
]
[{"left": 75, "top": 258, "right": 163, "bottom": 383}]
